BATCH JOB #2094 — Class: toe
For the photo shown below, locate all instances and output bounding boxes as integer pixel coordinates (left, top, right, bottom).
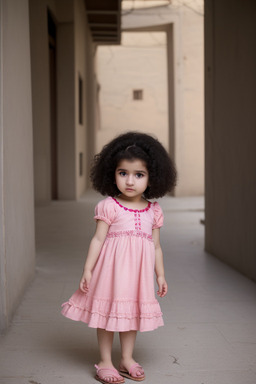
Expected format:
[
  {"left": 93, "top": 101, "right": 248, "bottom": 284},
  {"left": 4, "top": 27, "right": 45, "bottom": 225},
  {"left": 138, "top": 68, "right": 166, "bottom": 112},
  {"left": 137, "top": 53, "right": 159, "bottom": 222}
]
[{"left": 136, "top": 369, "right": 144, "bottom": 377}]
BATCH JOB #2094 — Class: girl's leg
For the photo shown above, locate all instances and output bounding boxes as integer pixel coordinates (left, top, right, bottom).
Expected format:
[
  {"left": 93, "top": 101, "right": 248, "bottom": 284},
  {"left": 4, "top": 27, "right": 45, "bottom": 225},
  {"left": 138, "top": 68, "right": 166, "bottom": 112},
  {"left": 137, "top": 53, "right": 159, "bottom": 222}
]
[
  {"left": 96, "top": 329, "right": 125, "bottom": 383},
  {"left": 119, "top": 331, "right": 144, "bottom": 378},
  {"left": 97, "top": 328, "right": 115, "bottom": 368}
]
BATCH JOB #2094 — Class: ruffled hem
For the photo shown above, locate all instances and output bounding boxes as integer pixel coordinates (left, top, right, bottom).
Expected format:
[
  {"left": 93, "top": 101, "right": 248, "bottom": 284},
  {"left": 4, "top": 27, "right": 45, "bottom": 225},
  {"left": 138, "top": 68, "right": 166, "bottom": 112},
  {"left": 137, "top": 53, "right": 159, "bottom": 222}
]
[{"left": 61, "top": 296, "right": 164, "bottom": 332}]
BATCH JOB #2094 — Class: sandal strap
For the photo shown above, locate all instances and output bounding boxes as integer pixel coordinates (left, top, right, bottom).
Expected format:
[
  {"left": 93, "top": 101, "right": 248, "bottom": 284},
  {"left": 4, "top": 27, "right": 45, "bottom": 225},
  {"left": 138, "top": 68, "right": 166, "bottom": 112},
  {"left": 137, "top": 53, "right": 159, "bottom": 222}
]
[
  {"left": 129, "top": 363, "right": 144, "bottom": 376},
  {"left": 95, "top": 364, "right": 123, "bottom": 380}
]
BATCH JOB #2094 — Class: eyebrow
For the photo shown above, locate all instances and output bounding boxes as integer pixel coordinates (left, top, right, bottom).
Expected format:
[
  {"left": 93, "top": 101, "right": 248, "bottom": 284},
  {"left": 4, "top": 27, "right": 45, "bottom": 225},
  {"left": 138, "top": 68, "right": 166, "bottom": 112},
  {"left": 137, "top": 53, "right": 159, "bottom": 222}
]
[{"left": 117, "top": 168, "right": 148, "bottom": 174}]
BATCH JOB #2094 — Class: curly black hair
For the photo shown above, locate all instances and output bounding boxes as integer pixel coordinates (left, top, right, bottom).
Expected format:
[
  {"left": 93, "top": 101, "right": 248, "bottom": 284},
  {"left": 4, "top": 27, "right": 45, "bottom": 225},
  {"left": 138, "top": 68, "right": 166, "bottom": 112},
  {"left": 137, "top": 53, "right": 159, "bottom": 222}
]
[{"left": 90, "top": 132, "right": 177, "bottom": 199}]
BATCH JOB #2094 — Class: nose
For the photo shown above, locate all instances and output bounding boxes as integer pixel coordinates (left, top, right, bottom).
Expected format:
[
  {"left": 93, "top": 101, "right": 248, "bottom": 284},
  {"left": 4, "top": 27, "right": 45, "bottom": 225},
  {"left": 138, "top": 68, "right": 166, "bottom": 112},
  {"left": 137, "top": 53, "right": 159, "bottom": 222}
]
[{"left": 126, "top": 174, "right": 134, "bottom": 185}]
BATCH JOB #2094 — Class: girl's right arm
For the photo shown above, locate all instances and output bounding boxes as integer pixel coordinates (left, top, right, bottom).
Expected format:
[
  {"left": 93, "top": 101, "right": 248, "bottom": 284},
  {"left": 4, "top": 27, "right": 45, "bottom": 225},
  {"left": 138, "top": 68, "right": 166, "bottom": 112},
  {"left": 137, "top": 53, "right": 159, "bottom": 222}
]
[{"left": 79, "top": 220, "right": 109, "bottom": 293}]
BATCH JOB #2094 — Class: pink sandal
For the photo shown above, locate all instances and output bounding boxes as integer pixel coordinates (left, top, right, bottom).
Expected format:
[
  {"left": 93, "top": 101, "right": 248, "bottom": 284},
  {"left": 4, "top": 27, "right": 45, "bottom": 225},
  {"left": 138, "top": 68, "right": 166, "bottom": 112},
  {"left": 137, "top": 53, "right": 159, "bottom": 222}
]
[
  {"left": 119, "top": 363, "right": 145, "bottom": 381},
  {"left": 95, "top": 364, "right": 125, "bottom": 384}
]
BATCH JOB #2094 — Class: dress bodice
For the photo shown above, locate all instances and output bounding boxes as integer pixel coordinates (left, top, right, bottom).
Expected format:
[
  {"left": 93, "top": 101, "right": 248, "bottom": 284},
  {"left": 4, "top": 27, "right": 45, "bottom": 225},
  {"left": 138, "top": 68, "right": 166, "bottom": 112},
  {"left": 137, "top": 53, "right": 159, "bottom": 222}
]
[{"left": 94, "top": 197, "right": 163, "bottom": 237}]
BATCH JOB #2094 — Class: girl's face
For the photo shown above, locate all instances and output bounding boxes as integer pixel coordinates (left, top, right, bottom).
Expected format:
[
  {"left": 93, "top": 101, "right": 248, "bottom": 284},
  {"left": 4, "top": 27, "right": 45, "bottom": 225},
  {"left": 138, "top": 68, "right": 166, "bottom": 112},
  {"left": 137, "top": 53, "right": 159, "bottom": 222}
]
[{"left": 115, "top": 158, "right": 149, "bottom": 201}]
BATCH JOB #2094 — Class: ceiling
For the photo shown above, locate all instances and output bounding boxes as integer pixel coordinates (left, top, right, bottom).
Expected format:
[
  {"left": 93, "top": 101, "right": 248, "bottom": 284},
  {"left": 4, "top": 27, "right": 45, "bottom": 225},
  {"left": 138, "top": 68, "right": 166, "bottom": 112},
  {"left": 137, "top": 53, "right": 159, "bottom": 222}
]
[{"left": 84, "top": 0, "right": 121, "bottom": 44}]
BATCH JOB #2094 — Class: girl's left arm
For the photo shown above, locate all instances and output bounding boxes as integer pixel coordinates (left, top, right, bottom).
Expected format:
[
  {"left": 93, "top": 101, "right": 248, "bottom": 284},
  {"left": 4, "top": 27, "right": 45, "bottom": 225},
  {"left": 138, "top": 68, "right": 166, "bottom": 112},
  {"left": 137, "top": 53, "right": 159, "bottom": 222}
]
[{"left": 152, "top": 228, "right": 168, "bottom": 298}]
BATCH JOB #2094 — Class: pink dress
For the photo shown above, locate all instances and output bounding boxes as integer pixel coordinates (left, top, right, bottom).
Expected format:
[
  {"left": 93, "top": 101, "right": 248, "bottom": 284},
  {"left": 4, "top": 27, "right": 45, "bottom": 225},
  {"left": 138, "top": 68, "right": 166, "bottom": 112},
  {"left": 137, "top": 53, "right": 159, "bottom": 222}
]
[{"left": 61, "top": 196, "right": 164, "bottom": 332}]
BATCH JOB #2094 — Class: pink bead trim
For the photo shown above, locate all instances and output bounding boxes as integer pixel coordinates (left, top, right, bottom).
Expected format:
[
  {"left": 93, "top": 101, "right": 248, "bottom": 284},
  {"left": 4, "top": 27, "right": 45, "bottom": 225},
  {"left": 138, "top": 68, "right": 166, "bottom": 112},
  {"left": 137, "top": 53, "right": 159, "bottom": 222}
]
[
  {"left": 112, "top": 197, "right": 151, "bottom": 212},
  {"left": 106, "top": 230, "right": 153, "bottom": 241}
]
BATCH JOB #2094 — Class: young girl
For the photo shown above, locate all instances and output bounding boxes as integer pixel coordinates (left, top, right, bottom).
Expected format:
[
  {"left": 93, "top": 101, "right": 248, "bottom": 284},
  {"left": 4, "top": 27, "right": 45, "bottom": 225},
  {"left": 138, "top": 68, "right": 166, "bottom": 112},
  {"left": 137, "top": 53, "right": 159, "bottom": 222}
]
[{"left": 61, "top": 132, "right": 177, "bottom": 383}]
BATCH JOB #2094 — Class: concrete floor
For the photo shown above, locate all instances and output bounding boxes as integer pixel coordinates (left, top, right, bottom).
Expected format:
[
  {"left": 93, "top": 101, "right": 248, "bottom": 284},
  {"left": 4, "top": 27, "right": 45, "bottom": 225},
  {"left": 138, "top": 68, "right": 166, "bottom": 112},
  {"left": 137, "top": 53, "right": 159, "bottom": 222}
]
[{"left": 1, "top": 192, "right": 256, "bottom": 384}]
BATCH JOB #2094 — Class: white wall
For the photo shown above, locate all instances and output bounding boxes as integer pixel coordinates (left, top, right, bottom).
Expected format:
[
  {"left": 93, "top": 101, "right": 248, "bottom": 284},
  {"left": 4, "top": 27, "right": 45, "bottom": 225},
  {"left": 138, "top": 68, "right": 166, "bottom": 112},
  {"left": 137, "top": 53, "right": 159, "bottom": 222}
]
[{"left": 0, "top": 0, "right": 35, "bottom": 331}]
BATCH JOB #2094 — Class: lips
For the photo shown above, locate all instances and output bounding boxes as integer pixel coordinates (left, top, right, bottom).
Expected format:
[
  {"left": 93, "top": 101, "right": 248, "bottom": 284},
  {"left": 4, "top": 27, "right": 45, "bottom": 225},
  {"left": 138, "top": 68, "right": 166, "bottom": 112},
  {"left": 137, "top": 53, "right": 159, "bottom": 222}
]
[{"left": 125, "top": 188, "right": 134, "bottom": 192}]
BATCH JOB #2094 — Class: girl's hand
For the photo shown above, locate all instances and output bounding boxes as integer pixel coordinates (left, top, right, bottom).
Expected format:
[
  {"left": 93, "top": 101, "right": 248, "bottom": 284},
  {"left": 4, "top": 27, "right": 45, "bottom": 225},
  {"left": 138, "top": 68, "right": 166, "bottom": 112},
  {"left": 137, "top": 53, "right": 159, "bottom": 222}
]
[
  {"left": 157, "top": 276, "right": 168, "bottom": 298},
  {"left": 79, "top": 269, "right": 92, "bottom": 293}
]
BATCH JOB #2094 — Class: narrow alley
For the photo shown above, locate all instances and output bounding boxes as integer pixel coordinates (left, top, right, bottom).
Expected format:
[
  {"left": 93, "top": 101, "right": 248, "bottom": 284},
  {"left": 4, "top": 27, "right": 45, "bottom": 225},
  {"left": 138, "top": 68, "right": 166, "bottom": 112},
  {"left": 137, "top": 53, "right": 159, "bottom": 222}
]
[{"left": 0, "top": 192, "right": 256, "bottom": 384}]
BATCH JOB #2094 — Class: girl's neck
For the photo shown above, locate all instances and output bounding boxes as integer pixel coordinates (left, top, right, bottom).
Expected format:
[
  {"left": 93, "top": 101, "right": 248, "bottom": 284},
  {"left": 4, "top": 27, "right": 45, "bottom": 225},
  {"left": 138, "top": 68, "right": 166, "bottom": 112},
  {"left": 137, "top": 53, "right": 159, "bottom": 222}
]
[{"left": 115, "top": 194, "right": 148, "bottom": 210}]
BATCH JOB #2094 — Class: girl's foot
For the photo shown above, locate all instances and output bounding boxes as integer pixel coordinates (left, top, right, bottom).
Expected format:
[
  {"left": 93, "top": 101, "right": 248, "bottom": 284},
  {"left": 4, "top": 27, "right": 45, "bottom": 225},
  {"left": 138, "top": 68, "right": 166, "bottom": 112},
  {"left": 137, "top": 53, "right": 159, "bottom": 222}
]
[
  {"left": 95, "top": 364, "right": 125, "bottom": 384},
  {"left": 119, "top": 359, "right": 145, "bottom": 381}
]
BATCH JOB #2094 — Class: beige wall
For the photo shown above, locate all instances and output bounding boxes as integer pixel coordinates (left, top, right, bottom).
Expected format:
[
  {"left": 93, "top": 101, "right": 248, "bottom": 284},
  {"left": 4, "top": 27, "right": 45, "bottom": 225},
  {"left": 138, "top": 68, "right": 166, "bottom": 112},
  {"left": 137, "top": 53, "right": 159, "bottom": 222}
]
[
  {"left": 74, "top": 0, "right": 88, "bottom": 197},
  {"left": 30, "top": 0, "right": 76, "bottom": 202},
  {"left": 30, "top": 0, "right": 94, "bottom": 201},
  {"left": 0, "top": 0, "right": 102, "bottom": 331},
  {"left": 29, "top": 0, "right": 52, "bottom": 203},
  {"left": 85, "top": 40, "right": 99, "bottom": 185},
  {"left": 179, "top": 6, "right": 204, "bottom": 196},
  {"left": 118, "top": 4, "right": 204, "bottom": 196},
  {"left": 205, "top": 0, "right": 256, "bottom": 281},
  {"left": 57, "top": 22, "right": 76, "bottom": 199},
  {"left": 0, "top": 0, "right": 35, "bottom": 331},
  {"left": 96, "top": 32, "right": 169, "bottom": 152}
]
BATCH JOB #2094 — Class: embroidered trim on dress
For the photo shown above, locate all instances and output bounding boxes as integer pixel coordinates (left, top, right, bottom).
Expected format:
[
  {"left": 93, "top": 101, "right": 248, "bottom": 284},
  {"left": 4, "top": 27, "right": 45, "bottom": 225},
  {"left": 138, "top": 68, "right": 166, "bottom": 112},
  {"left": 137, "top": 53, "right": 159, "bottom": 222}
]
[
  {"left": 106, "top": 230, "right": 153, "bottom": 241},
  {"left": 63, "top": 298, "right": 163, "bottom": 320},
  {"left": 112, "top": 197, "right": 151, "bottom": 212}
]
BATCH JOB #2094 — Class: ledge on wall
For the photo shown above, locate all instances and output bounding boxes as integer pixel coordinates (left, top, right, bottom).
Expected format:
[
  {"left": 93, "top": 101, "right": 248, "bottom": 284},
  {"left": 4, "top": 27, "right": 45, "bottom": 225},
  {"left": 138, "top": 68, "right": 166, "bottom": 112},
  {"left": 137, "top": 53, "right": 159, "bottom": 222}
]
[{"left": 84, "top": 0, "right": 121, "bottom": 44}]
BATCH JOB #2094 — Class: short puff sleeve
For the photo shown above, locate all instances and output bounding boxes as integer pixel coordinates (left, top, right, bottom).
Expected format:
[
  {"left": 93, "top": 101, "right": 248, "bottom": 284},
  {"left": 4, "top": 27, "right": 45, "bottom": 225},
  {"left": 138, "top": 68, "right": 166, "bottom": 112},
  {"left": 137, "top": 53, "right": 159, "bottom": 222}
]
[
  {"left": 152, "top": 202, "right": 164, "bottom": 229},
  {"left": 94, "top": 197, "right": 117, "bottom": 226}
]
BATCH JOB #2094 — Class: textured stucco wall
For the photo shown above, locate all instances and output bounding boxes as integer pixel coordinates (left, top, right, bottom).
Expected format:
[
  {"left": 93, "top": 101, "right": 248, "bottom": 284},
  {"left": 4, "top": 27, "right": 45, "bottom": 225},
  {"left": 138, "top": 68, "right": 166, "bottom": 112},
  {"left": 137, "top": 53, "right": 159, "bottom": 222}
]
[
  {"left": 97, "top": 4, "right": 204, "bottom": 196},
  {"left": 205, "top": 0, "right": 256, "bottom": 280},
  {"left": 0, "top": 0, "right": 35, "bottom": 331},
  {"left": 96, "top": 32, "right": 169, "bottom": 153}
]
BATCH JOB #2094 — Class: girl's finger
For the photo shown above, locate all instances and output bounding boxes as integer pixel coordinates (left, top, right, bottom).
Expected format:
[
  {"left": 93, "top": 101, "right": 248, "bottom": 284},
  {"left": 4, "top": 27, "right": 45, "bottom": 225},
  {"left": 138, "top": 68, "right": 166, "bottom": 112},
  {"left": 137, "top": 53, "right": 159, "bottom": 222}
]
[
  {"left": 157, "top": 285, "right": 163, "bottom": 296},
  {"left": 161, "top": 284, "right": 167, "bottom": 297},
  {"left": 80, "top": 280, "right": 89, "bottom": 293}
]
